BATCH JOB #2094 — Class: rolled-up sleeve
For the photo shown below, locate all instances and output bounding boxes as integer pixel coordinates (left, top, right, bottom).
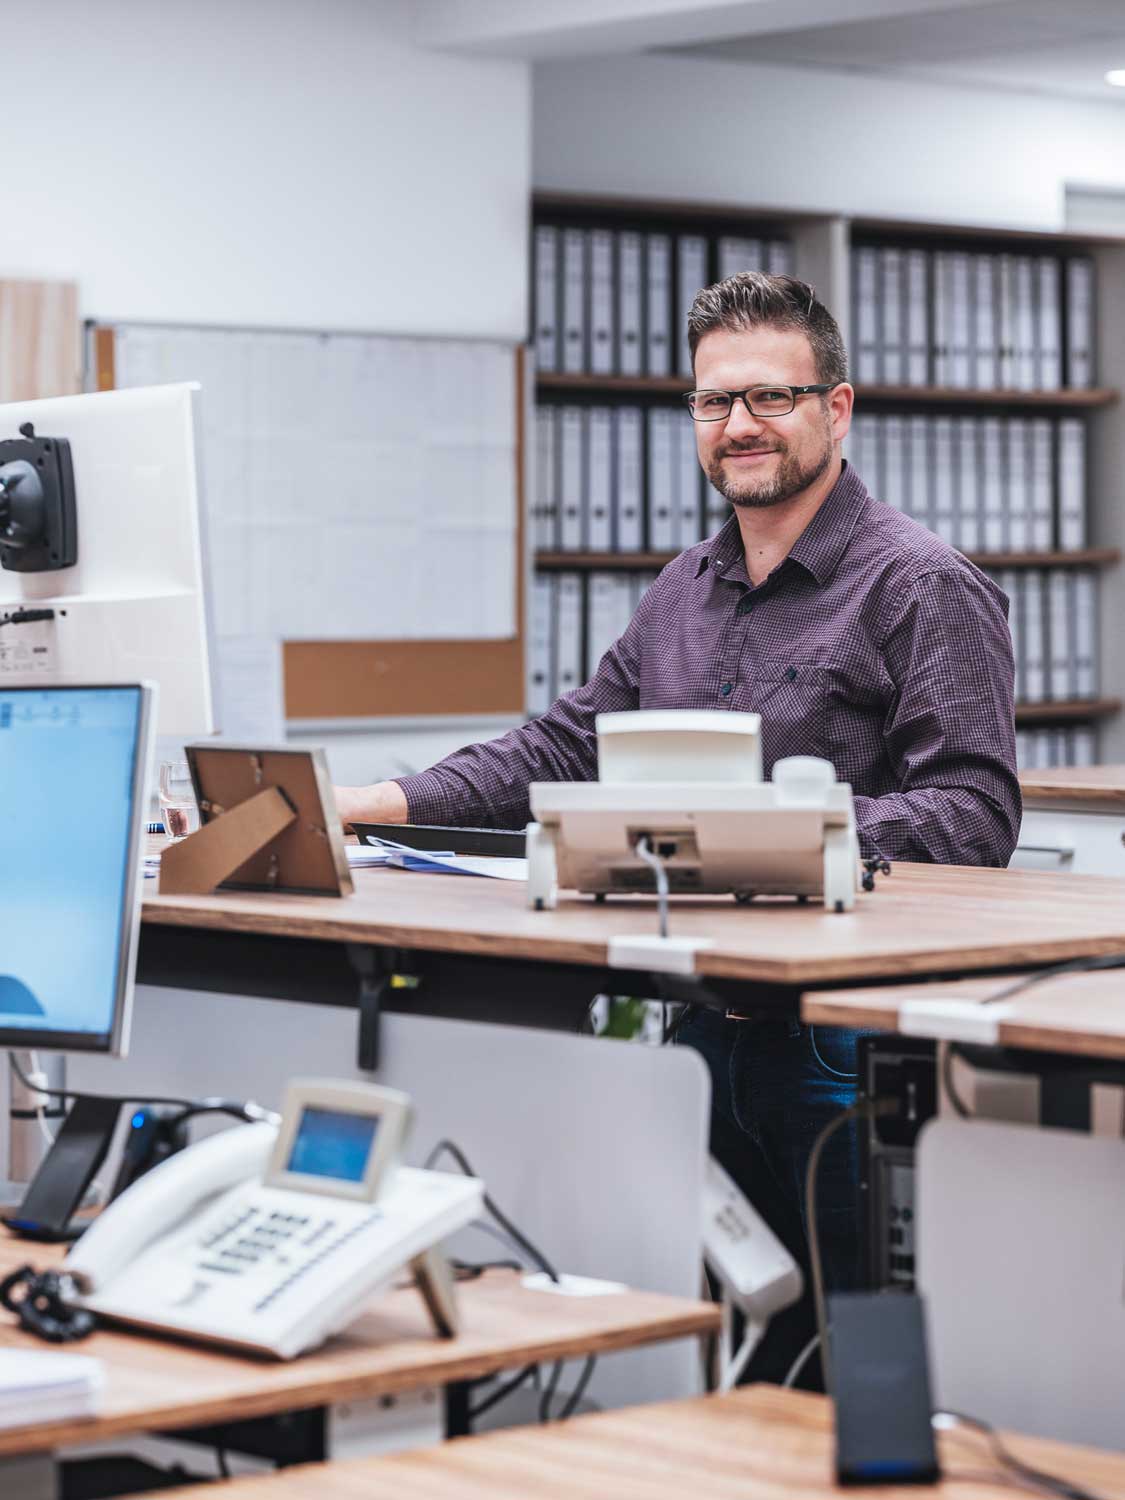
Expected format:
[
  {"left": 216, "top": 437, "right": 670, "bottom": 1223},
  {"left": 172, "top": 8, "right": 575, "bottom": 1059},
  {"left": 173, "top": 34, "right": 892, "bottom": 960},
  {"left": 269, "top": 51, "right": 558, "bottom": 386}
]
[{"left": 855, "top": 567, "right": 1021, "bottom": 866}]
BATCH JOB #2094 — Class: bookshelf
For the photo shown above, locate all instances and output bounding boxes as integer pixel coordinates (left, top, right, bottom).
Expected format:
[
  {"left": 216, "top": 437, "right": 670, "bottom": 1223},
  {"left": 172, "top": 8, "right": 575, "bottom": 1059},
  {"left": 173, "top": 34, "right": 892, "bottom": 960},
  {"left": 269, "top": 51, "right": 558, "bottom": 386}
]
[{"left": 529, "top": 192, "right": 1125, "bottom": 769}]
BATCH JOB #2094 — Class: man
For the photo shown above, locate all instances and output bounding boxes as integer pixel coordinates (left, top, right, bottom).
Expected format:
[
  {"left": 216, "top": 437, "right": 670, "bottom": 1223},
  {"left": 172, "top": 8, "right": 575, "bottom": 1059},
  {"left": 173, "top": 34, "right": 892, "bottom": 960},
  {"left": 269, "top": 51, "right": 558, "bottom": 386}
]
[{"left": 336, "top": 273, "right": 1020, "bottom": 1378}]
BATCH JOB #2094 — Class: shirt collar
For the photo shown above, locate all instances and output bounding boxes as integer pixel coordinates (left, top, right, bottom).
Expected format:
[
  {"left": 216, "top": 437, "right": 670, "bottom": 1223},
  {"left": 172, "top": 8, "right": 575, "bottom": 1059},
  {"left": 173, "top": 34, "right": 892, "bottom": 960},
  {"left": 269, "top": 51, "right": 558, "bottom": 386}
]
[{"left": 695, "top": 461, "right": 868, "bottom": 587}]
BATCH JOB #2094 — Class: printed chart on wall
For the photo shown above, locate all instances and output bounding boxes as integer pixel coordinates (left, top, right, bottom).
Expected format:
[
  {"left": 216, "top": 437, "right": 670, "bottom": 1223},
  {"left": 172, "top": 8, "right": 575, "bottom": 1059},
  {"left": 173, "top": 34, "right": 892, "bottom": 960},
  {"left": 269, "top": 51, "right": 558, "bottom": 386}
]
[{"left": 101, "top": 323, "right": 519, "bottom": 727}]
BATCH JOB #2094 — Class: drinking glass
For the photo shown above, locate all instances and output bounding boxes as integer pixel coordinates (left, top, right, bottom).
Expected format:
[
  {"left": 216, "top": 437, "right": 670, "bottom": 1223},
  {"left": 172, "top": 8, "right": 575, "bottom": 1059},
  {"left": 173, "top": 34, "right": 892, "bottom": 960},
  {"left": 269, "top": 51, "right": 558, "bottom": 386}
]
[{"left": 158, "top": 759, "right": 199, "bottom": 840}]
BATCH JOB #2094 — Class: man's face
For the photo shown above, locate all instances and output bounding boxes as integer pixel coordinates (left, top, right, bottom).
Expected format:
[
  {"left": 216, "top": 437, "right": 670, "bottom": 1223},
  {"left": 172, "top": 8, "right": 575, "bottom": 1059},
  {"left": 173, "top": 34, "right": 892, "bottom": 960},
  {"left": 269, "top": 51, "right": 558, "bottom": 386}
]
[{"left": 692, "top": 325, "right": 850, "bottom": 509}]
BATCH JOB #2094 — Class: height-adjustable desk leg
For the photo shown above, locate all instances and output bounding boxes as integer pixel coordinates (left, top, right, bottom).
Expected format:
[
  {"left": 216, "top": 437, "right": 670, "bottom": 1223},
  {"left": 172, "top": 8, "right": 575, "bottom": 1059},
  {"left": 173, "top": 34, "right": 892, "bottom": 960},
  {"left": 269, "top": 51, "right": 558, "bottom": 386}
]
[{"left": 345, "top": 945, "right": 398, "bottom": 1072}]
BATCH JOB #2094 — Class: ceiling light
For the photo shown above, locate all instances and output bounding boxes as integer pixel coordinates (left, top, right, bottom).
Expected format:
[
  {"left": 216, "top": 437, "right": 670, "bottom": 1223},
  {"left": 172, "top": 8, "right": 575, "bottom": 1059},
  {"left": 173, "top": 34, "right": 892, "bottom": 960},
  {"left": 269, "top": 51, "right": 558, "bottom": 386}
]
[{"left": 1105, "top": 70, "right": 1125, "bottom": 87}]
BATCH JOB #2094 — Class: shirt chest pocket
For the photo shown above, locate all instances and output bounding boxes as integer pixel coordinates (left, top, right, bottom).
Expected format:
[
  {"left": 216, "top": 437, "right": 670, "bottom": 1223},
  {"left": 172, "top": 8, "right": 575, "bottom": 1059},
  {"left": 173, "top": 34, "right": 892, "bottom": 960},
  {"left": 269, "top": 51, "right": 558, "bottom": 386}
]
[{"left": 738, "top": 663, "right": 827, "bottom": 770}]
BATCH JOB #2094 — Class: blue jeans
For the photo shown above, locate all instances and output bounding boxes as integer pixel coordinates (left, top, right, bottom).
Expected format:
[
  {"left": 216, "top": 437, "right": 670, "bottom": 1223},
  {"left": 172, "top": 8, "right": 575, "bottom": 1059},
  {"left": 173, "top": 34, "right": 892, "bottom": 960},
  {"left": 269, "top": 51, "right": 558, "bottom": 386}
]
[{"left": 677, "top": 1006, "right": 869, "bottom": 1383}]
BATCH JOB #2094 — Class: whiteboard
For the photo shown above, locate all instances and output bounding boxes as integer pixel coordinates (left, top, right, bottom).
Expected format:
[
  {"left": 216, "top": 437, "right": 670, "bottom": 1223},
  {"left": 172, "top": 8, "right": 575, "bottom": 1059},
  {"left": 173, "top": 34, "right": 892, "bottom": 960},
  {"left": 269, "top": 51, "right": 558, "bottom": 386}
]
[{"left": 105, "top": 323, "right": 518, "bottom": 642}]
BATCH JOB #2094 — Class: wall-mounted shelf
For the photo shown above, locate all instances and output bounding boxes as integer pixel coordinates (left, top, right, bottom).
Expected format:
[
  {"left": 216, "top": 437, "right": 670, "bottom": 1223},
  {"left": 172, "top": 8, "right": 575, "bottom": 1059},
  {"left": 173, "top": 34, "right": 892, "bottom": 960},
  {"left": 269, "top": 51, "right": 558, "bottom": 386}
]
[
  {"left": 535, "top": 549, "right": 1121, "bottom": 573},
  {"left": 853, "top": 385, "right": 1118, "bottom": 409},
  {"left": 1015, "top": 699, "right": 1120, "bottom": 725},
  {"left": 535, "top": 373, "right": 1118, "bottom": 408}
]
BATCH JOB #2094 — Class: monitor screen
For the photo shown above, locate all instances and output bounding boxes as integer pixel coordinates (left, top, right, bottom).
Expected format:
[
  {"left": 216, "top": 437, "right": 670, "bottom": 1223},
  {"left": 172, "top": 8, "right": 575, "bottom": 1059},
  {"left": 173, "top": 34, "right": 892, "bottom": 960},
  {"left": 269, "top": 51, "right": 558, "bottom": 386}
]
[
  {"left": 0, "top": 684, "right": 146, "bottom": 1051},
  {"left": 286, "top": 1107, "right": 379, "bottom": 1183}
]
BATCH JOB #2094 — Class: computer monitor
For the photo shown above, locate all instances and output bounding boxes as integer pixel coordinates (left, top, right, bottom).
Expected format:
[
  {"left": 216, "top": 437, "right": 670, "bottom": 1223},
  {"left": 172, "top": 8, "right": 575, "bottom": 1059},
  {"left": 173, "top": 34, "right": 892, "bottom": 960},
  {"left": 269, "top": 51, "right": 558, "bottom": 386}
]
[
  {"left": 0, "top": 385, "right": 214, "bottom": 738},
  {"left": 0, "top": 683, "right": 154, "bottom": 1054}
]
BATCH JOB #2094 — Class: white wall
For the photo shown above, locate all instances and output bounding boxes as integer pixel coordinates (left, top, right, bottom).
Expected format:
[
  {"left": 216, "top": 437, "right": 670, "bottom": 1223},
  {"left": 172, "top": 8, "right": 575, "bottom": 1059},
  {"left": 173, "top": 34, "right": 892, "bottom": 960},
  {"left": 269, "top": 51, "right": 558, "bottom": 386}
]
[
  {"left": 3, "top": 0, "right": 531, "bottom": 338},
  {"left": 533, "top": 52, "right": 1125, "bottom": 229}
]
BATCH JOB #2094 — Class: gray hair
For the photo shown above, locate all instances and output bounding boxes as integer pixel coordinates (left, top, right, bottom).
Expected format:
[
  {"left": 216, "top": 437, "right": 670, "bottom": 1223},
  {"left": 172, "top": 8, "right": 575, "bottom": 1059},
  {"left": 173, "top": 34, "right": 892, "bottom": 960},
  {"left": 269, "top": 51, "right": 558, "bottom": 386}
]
[{"left": 687, "top": 271, "right": 848, "bottom": 385}]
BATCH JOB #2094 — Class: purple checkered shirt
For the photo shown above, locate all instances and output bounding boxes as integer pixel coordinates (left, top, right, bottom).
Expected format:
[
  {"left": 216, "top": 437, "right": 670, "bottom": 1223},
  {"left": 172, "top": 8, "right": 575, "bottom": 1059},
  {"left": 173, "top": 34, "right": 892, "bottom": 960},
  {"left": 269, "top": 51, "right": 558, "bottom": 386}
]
[{"left": 397, "top": 462, "right": 1021, "bottom": 865}]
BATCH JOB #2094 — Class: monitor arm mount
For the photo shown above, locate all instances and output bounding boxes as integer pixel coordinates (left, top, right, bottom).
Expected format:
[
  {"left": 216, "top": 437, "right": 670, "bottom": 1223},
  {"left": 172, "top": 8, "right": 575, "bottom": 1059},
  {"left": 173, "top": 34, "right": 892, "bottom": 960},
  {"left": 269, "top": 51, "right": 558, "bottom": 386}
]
[{"left": 0, "top": 423, "right": 78, "bottom": 574}]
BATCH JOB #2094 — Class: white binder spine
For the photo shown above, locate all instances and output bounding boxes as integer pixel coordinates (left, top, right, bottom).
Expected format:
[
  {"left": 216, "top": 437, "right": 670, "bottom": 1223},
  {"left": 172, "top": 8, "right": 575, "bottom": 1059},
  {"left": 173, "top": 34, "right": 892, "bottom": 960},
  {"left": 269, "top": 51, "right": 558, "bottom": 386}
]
[
  {"left": 766, "top": 239, "right": 792, "bottom": 274},
  {"left": 1074, "top": 570, "right": 1098, "bottom": 699},
  {"left": 854, "top": 246, "right": 880, "bottom": 385},
  {"left": 647, "top": 406, "right": 677, "bottom": 550},
  {"left": 955, "top": 417, "right": 981, "bottom": 554},
  {"left": 677, "top": 234, "right": 709, "bottom": 378},
  {"left": 997, "top": 253, "right": 1015, "bottom": 389},
  {"left": 949, "top": 251, "right": 973, "bottom": 389},
  {"left": 561, "top": 228, "right": 588, "bottom": 375},
  {"left": 677, "top": 415, "right": 702, "bottom": 545},
  {"left": 586, "top": 571, "right": 620, "bottom": 676},
  {"left": 1029, "top": 418, "right": 1053, "bottom": 552},
  {"left": 907, "top": 414, "right": 932, "bottom": 527},
  {"left": 534, "top": 405, "right": 558, "bottom": 551},
  {"left": 617, "top": 232, "right": 644, "bottom": 378},
  {"left": 1047, "top": 568, "right": 1071, "bottom": 702},
  {"left": 932, "top": 416, "right": 956, "bottom": 545},
  {"left": 880, "top": 247, "right": 905, "bottom": 386},
  {"left": 645, "top": 234, "right": 673, "bottom": 377},
  {"left": 981, "top": 416, "right": 1006, "bottom": 552},
  {"left": 1023, "top": 570, "right": 1046, "bottom": 703},
  {"left": 555, "top": 572, "right": 584, "bottom": 696},
  {"left": 558, "top": 405, "right": 586, "bottom": 551},
  {"left": 588, "top": 229, "right": 615, "bottom": 377},
  {"left": 971, "top": 253, "right": 997, "bottom": 390},
  {"left": 1057, "top": 416, "right": 1087, "bottom": 552},
  {"left": 1034, "top": 256, "right": 1062, "bottom": 391},
  {"left": 533, "top": 225, "right": 559, "bottom": 373},
  {"left": 852, "top": 412, "right": 882, "bottom": 499},
  {"left": 527, "top": 573, "right": 556, "bottom": 717},
  {"left": 586, "top": 405, "right": 613, "bottom": 551},
  {"left": 1013, "top": 256, "right": 1036, "bottom": 391},
  {"left": 882, "top": 414, "right": 906, "bottom": 510},
  {"left": 998, "top": 569, "right": 1023, "bottom": 705},
  {"left": 717, "top": 235, "right": 763, "bottom": 280},
  {"left": 614, "top": 406, "right": 644, "bottom": 552},
  {"left": 905, "top": 248, "right": 930, "bottom": 386},
  {"left": 1004, "top": 417, "right": 1029, "bottom": 553},
  {"left": 1065, "top": 256, "right": 1095, "bottom": 389}
]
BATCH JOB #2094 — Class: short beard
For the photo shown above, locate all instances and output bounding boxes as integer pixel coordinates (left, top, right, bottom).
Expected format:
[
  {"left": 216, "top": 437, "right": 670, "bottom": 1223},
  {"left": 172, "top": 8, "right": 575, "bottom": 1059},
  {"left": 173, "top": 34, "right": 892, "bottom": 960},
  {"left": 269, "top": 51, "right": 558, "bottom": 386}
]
[{"left": 708, "top": 433, "right": 833, "bottom": 509}]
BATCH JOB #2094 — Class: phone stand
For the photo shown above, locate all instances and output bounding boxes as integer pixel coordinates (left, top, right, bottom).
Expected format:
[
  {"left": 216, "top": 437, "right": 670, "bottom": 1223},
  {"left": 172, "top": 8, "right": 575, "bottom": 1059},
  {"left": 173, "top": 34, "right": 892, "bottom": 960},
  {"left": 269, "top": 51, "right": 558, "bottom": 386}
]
[
  {"left": 160, "top": 745, "right": 353, "bottom": 898},
  {"left": 1, "top": 1096, "right": 123, "bottom": 1242}
]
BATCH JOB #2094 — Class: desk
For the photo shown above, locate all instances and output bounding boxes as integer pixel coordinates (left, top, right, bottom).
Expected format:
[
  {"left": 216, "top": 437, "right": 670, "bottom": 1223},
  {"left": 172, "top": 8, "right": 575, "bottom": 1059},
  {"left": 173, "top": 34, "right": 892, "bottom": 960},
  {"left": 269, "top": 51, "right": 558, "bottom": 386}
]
[
  {"left": 1016, "top": 765, "right": 1125, "bottom": 875},
  {"left": 125, "top": 1384, "right": 1125, "bottom": 1500},
  {"left": 802, "top": 968, "right": 1125, "bottom": 1062},
  {"left": 139, "top": 858, "right": 1125, "bottom": 1045},
  {"left": 0, "top": 1233, "right": 717, "bottom": 1489}
]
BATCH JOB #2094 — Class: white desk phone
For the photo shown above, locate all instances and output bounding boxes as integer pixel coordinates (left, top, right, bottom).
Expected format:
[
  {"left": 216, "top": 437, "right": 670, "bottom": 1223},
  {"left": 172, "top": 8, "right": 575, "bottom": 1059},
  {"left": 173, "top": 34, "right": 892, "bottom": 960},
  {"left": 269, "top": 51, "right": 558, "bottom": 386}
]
[
  {"left": 63, "top": 1079, "right": 483, "bottom": 1359},
  {"left": 526, "top": 710, "right": 863, "bottom": 915}
]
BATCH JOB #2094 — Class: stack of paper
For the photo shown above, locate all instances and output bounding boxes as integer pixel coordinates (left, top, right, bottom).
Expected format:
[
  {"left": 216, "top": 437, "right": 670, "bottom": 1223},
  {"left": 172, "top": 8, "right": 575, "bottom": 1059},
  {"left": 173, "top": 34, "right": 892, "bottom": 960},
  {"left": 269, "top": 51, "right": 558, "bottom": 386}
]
[
  {"left": 0, "top": 1349, "right": 103, "bottom": 1429},
  {"left": 360, "top": 837, "right": 527, "bottom": 882}
]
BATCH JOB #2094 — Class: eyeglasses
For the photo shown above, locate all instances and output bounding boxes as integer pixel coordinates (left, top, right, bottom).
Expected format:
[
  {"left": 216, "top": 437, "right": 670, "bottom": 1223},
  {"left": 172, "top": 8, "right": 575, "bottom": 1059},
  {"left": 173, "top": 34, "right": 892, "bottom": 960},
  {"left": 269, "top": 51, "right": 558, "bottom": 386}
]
[{"left": 684, "top": 383, "right": 840, "bottom": 421}]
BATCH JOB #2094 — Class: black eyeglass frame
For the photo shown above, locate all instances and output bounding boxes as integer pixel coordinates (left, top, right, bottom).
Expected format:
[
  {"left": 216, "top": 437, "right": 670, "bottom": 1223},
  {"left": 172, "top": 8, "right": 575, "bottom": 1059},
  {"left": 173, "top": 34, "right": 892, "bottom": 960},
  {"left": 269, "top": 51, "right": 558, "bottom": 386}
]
[{"left": 684, "top": 382, "right": 841, "bottom": 421}]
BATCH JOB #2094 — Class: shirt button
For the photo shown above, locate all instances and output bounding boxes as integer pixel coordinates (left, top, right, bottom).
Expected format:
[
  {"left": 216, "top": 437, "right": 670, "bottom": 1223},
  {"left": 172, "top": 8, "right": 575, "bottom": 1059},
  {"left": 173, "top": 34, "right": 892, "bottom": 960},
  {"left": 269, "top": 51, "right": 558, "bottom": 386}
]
[
  {"left": 720, "top": 682, "right": 733, "bottom": 697},
  {"left": 737, "top": 595, "right": 753, "bottom": 615}
]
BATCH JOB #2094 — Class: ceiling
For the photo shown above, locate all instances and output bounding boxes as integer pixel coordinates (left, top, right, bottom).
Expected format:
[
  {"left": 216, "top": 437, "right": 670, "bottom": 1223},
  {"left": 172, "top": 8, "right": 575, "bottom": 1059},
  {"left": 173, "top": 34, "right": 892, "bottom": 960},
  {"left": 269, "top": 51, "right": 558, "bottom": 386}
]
[
  {"left": 418, "top": 0, "right": 1125, "bottom": 104},
  {"left": 668, "top": 0, "right": 1125, "bottom": 103}
]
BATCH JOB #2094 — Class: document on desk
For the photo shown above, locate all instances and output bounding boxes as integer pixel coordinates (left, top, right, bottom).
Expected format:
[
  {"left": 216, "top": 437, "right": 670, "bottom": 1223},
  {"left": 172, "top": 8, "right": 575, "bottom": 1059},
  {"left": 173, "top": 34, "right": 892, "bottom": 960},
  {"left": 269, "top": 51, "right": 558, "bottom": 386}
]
[
  {"left": 0, "top": 1349, "right": 103, "bottom": 1428},
  {"left": 362, "top": 837, "right": 527, "bottom": 881}
]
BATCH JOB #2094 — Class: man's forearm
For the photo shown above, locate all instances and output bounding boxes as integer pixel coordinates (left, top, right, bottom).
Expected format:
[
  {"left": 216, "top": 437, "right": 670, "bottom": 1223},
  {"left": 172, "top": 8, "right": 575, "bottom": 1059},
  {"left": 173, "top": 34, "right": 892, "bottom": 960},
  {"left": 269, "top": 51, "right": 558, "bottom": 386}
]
[
  {"left": 854, "top": 783, "right": 1020, "bottom": 867},
  {"left": 334, "top": 780, "right": 408, "bottom": 830}
]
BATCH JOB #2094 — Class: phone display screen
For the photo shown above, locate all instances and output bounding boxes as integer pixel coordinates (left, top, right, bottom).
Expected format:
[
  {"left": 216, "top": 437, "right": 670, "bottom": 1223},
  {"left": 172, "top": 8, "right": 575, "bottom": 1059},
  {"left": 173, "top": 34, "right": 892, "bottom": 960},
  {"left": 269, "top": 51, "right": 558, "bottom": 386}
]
[{"left": 287, "top": 1107, "right": 379, "bottom": 1183}]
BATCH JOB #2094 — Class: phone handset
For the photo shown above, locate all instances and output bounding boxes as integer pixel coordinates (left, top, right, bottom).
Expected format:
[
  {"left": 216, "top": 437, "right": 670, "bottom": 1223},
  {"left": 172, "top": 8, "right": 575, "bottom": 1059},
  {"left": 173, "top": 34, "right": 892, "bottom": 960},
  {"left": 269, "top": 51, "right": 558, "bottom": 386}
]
[{"left": 65, "top": 1121, "right": 278, "bottom": 1293}]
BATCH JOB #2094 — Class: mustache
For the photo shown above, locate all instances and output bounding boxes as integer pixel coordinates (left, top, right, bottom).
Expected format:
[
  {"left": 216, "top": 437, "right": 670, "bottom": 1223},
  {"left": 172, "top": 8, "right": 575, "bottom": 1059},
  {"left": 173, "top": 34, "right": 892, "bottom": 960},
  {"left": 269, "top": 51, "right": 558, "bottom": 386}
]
[{"left": 719, "top": 442, "right": 782, "bottom": 456}]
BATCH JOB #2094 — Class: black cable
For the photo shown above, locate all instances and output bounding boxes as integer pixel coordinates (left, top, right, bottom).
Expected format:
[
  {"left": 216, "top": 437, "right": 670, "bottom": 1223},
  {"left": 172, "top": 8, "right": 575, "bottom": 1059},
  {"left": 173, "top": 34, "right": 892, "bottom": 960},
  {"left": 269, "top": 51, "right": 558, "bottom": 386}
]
[
  {"left": 423, "top": 1139, "right": 560, "bottom": 1283},
  {"left": 978, "top": 952, "right": 1125, "bottom": 1006},
  {"left": 7, "top": 1053, "right": 269, "bottom": 1124},
  {"left": 804, "top": 1098, "right": 899, "bottom": 1394},
  {"left": 538, "top": 1359, "right": 564, "bottom": 1422},
  {"left": 555, "top": 1354, "right": 597, "bottom": 1421},
  {"left": 215, "top": 1449, "right": 231, "bottom": 1480},
  {"left": 450, "top": 1258, "right": 524, "bottom": 1282},
  {"left": 934, "top": 1409, "right": 1107, "bottom": 1500},
  {"left": 467, "top": 1363, "right": 539, "bottom": 1422}
]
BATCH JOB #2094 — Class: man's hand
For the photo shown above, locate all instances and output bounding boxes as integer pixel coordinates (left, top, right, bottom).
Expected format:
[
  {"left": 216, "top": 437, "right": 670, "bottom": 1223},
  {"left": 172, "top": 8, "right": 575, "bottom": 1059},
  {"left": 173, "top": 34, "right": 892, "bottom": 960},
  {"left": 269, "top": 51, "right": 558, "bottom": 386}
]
[{"left": 333, "top": 781, "right": 409, "bottom": 831}]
